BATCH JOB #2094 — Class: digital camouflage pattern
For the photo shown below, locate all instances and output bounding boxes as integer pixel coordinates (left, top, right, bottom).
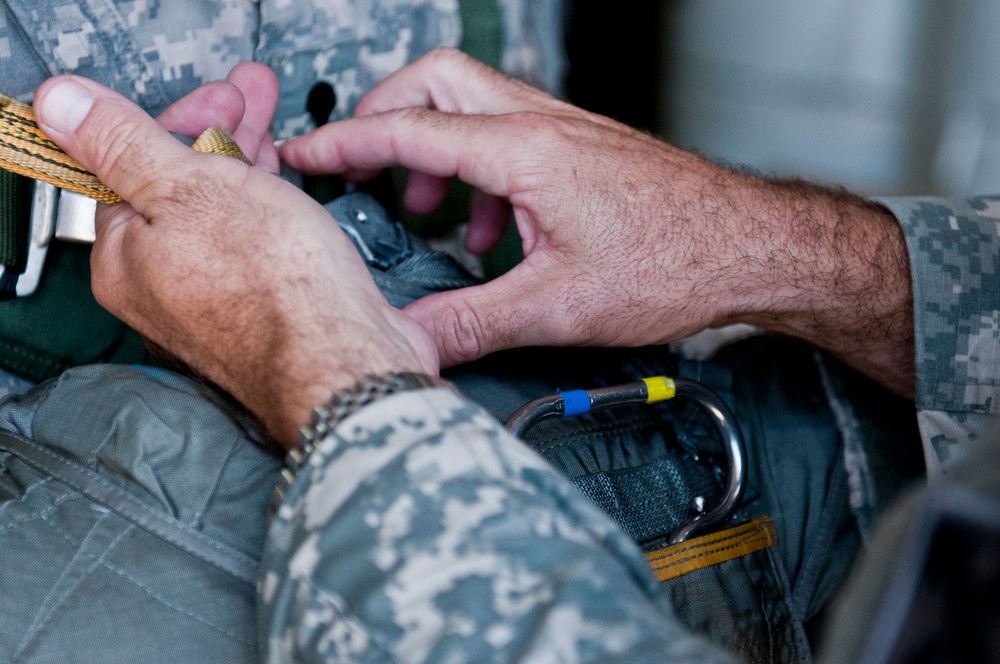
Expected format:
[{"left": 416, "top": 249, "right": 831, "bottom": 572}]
[
  {"left": 0, "top": 0, "right": 561, "bottom": 138},
  {"left": 0, "top": 0, "right": 461, "bottom": 137},
  {"left": 877, "top": 195, "right": 1000, "bottom": 476},
  {"left": 260, "top": 388, "right": 735, "bottom": 663}
]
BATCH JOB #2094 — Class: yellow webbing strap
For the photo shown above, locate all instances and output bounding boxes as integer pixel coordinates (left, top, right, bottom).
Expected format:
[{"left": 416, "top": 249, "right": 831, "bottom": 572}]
[
  {"left": 1, "top": 94, "right": 249, "bottom": 204},
  {"left": 645, "top": 517, "right": 777, "bottom": 582}
]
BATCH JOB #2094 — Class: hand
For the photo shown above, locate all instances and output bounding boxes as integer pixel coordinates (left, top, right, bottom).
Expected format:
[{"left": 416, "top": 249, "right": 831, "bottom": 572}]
[
  {"left": 154, "top": 62, "right": 283, "bottom": 174},
  {"left": 280, "top": 48, "right": 915, "bottom": 396},
  {"left": 33, "top": 65, "right": 439, "bottom": 446}
]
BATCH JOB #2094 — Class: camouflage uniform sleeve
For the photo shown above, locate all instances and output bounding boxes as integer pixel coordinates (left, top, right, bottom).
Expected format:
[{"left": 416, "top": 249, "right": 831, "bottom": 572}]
[
  {"left": 875, "top": 196, "right": 1000, "bottom": 476},
  {"left": 258, "top": 389, "right": 735, "bottom": 663}
]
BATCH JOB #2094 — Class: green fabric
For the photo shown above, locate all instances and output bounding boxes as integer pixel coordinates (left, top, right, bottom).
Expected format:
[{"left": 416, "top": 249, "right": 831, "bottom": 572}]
[
  {"left": 0, "top": 241, "right": 153, "bottom": 382},
  {"left": 459, "top": 0, "right": 503, "bottom": 70}
]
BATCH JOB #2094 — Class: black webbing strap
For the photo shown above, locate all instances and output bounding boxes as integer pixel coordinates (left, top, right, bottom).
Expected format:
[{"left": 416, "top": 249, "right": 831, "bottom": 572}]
[
  {"left": 0, "top": 429, "right": 260, "bottom": 584},
  {"left": 0, "top": 169, "right": 31, "bottom": 298}
]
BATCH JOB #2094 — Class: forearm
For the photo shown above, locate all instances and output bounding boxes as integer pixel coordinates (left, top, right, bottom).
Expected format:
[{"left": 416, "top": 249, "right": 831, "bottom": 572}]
[
  {"left": 259, "top": 388, "right": 735, "bottom": 664},
  {"left": 665, "top": 154, "right": 915, "bottom": 397},
  {"left": 713, "top": 174, "right": 915, "bottom": 397}
]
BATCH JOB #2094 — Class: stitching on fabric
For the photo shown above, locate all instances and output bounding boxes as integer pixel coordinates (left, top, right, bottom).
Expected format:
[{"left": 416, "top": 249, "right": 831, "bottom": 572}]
[
  {"left": 100, "top": 562, "right": 256, "bottom": 645},
  {"left": 0, "top": 492, "right": 80, "bottom": 535},
  {"left": 528, "top": 413, "right": 656, "bottom": 452},
  {"left": 37, "top": 514, "right": 252, "bottom": 645},
  {"left": 791, "top": 452, "right": 848, "bottom": 613},
  {"left": 648, "top": 533, "right": 775, "bottom": 572},
  {"left": 650, "top": 528, "right": 777, "bottom": 570},
  {"left": 8, "top": 435, "right": 257, "bottom": 563},
  {"left": 15, "top": 516, "right": 134, "bottom": 661},
  {"left": 0, "top": 339, "right": 61, "bottom": 374},
  {"left": 38, "top": 510, "right": 85, "bottom": 547}
]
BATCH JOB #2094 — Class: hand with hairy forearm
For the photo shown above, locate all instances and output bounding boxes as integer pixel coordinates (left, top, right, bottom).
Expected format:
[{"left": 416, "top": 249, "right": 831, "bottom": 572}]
[
  {"left": 33, "top": 65, "right": 439, "bottom": 447},
  {"left": 281, "top": 48, "right": 915, "bottom": 397},
  {"left": 708, "top": 176, "right": 914, "bottom": 396}
]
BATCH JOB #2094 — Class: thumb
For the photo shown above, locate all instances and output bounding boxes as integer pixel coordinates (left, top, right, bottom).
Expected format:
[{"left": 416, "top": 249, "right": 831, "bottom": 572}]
[
  {"left": 33, "top": 75, "right": 201, "bottom": 210},
  {"left": 404, "top": 264, "right": 568, "bottom": 366}
]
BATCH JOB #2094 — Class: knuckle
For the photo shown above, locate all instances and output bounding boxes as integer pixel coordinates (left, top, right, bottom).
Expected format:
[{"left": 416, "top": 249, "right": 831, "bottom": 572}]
[
  {"left": 140, "top": 173, "right": 183, "bottom": 207},
  {"left": 509, "top": 110, "right": 556, "bottom": 132},
  {"left": 438, "top": 301, "right": 489, "bottom": 363},
  {"left": 507, "top": 111, "right": 579, "bottom": 148},
  {"left": 86, "top": 109, "right": 157, "bottom": 187},
  {"left": 499, "top": 112, "right": 579, "bottom": 184},
  {"left": 424, "top": 46, "right": 466, "bottom": 67}
]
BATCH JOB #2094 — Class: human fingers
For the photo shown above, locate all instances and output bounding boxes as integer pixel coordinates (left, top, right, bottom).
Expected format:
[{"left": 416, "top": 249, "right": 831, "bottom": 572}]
[
  {"left": 225, "top": 62, "right": 280, "bottom": 171},
  {"left": 36, "top": 76, "right": 441, "bottom": 445},
  {"left": 155, "top": 80, "right": 245, "bottom": 139},
  {"left": 353, "top": 47, "right": 561, "bottom": 117},
  {"left": 95, "top": 77, "right": 252, "bottom": 288},
  {"left": 465, "top": 189, "right": 511, "bottom": 255},
  {"left": 402, "top": 170, "right": 449, "bottom": 215},
  {"left": 404, "top": 259, "right": 574, "bottom": 366},
  {"left": 354, "top": 48, "right": 624, "bottom": 138},
  {"left": 158, "top": 64, "right": 279, "bottom": 169},
  {"left": 398, "top": 171, "right": 510, "bottom": 250},
  {"left": 281, "top": 108, "right": 517, "bottom": 197},
  {"left": 34, "top": 75, "right": 248, "bottom": 214}
]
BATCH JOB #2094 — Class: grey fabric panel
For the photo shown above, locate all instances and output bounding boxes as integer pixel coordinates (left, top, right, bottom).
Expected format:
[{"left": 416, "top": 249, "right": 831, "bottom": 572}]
[
  {"left": 1, "top": 365, "right": 282, "bottom": 557},
  {"left": 0, "top": 431, "right": 259, "bottom": 583},
  {"left": 0, "top": 365, "right": 282, "bottom": 662}
]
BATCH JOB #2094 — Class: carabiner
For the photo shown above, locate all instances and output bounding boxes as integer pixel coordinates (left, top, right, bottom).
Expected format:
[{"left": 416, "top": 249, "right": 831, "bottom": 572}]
[{"left": 504, "top": 376, "right": 746, "bottom": 544}]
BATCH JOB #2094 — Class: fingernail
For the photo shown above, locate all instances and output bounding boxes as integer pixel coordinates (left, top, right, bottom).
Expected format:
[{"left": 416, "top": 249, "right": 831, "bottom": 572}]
[{"left": 40, "top": 79, "right": 95, "bottom": 134}]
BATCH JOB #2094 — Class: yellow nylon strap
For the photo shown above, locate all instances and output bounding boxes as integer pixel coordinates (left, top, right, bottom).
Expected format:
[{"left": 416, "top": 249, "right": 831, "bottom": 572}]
[
  {"left": 0, "top": 94, "right": 119, "bottom": 203},
  {"left": 645, "top": 517, "right": 777, "bottom": 582},
  {"left": 191, "top": 127, "right": 252, "bottom": 165},
  {"left": 1, "top": 94, "right": 249, "bottom": 204}
]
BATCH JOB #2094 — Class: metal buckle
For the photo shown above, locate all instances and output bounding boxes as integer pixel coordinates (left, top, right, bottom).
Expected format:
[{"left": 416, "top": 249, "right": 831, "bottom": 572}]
[
  {"left": 54, "top": 190, "right": 97, "bottom": 244},
  {"left": 504, "top": 376, "right": 747, "bottom": 544},
  {"left": 14, "top": 181, "right": 59, "bottom": 297},
  {"left": 7, "top": 185, "right": 96, "bottom": 298}
]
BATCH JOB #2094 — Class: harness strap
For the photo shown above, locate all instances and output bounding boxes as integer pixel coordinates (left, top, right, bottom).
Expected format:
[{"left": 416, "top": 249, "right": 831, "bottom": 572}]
[
  {"left": 0, "top": 429, "right": 259, "bottom": 584},
  {"left": 0, "top": 170, "right": 29, "bottom": 272},
  {"left": 645, "top": 517, "right": 777, "bottom": 582}
]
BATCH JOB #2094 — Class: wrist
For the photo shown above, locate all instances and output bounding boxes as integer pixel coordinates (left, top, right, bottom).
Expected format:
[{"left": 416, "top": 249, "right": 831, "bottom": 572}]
[
  {"left": 257, "top": 315, "right": 440, "bottom": 449},
  {"left": 271, "top": 371, "right": 453, "bottom": 513},
  {"left": 717, "top": 177, "right": 915, "bottom": 395}
]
